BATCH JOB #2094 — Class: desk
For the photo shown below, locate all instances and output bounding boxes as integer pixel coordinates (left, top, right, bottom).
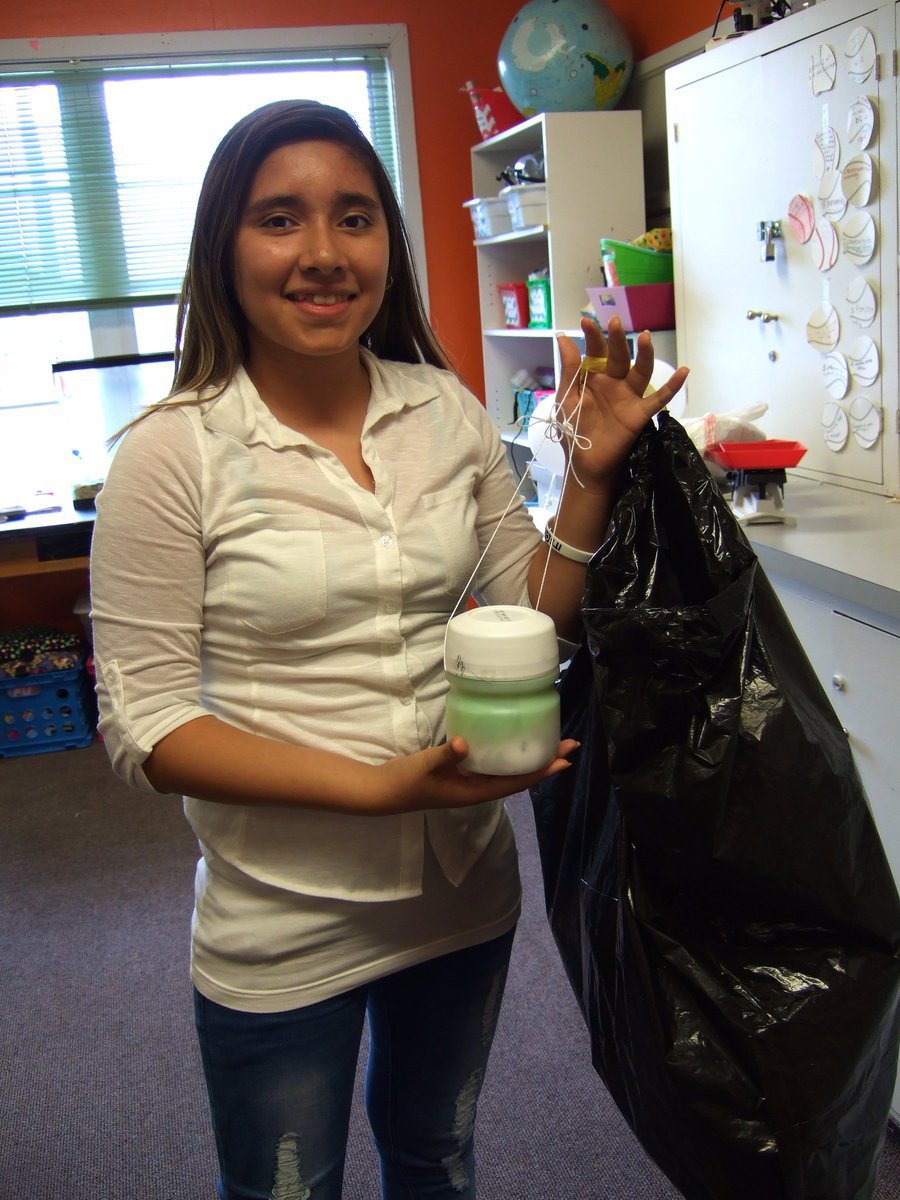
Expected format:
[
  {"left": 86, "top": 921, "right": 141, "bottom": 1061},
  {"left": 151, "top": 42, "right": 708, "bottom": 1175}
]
[
  {"left": 0, "top": 507, "right": 94, "bottom": 633},
  {"left": 0, "top": 506, "right": 94, "bottom": 579}
]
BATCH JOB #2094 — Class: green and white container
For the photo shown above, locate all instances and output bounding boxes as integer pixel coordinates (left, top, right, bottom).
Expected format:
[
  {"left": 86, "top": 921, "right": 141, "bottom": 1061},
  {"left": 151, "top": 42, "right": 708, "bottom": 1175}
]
[{"left": 444, "top": 605, "right": 560, "bottom": 776}]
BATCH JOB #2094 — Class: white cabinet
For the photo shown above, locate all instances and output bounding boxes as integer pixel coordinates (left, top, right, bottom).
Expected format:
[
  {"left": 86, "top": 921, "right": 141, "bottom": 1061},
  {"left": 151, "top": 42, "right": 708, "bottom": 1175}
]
[
  {"left": 665, "top": 0, "right": 900, "bottom": 1122},
  {"left": 763, "top": 565, "right": 900, "bottom": 1122},
  {"left": 469, "top": 111, "right": 646, "bottom": 433},
  {"left": 665, "top": 0, "right": 899, "bottom": 497}
]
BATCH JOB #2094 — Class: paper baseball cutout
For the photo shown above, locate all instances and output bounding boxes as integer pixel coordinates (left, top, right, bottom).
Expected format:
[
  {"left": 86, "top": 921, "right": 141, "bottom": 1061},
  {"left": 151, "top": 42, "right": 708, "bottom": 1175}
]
[
  {"left": 841, "top": 153, "right": 874, "bottom": 207},
  {"left": 849, "top": 395, "right": 882, "bottom": 449},
  {"left": 812, "top": 126, "right": 840, "bottom": 178},
  {"left": 787, "top": 194, "right": 815, "bottom": 243},
  {"left": 817, "top": 169, "right": 847, "bottom": 220},
  {"left": 809, "top": 43, "right": 837, "bottom": 94},
  {"left": 841, "top": 210, "right": 876, "bottom": 264},
  {"left": 823, "top": 352, "right": 850, "bottom": 400},
  {"left": 846, "top": 277, "right": 877, "bottom": 327},
  {"left": 847, "top": 335, "right": 880, "bottom": 386},
  {"left": 844, "top": 27, "right": 876, "bottom": 84},
  {"left": 806, "top": 303, "right": 841, "bottom": 351},
  {"left": 847, "top": 96, "right": 875, "bottom": 151},
  {"left": 810, "top": 220, "right": 839, "bottom": 271},
  {"left": 821, "top": 401, "right": 849, "bottom": 451}
]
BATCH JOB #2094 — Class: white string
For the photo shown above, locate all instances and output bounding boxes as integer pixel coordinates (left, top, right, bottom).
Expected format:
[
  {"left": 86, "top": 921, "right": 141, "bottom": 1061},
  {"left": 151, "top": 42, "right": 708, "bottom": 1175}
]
[
  {"left": 531, "top": 370, "right": 589, "bottom": 612},
  {"left": 445, "top": 368, "right": 593, "bottom": 649}
]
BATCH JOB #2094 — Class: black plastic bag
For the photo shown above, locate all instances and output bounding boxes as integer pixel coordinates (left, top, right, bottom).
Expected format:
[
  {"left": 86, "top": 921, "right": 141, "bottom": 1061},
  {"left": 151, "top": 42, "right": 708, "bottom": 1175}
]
[{"left": 531, "top": 412, "right": 900, "bottom": 1199}]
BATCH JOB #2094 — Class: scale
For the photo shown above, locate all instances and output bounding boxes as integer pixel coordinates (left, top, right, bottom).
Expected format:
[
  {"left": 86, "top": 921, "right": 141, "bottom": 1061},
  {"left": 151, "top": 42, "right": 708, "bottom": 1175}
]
[{"left": 706, "top": 440, "right": 808, "bottom": 525}]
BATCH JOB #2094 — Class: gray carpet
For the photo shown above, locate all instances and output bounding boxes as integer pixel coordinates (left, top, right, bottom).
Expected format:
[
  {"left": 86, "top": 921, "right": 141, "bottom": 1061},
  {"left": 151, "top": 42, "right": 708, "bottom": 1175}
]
[{"left": 1, "top": 741, "right": 898, "bottom": 1199}]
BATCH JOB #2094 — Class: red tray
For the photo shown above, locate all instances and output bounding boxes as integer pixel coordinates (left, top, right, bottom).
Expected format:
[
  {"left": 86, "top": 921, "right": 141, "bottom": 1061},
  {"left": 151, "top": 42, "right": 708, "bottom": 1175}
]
[{"left": 706, "top": 440, "right": 807, "bottom": 469}]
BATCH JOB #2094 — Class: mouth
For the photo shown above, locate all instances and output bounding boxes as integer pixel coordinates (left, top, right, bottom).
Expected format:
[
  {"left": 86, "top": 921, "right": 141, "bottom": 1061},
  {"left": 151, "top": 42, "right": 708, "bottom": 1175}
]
[{"left": 286, "top": 291, "right": 353, "bottom": 308}]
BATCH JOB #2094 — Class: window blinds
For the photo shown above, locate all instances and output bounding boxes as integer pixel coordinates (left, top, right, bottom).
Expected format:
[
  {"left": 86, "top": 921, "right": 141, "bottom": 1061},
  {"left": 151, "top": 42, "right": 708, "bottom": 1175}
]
[{"left": 0, "top": 50, "right": 397, "bottom": 314}]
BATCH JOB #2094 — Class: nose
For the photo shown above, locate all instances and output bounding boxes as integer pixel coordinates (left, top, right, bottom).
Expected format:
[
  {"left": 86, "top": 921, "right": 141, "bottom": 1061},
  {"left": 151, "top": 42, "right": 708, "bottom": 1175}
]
[{"left": 297, "top": 218, "right": 347, "bottom": 274}]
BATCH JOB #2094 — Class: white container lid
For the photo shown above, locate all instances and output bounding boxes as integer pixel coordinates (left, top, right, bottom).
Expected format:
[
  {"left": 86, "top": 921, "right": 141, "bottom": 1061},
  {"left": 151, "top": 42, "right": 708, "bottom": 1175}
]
[
  {"left": 499, "top": 183, "right": 548, "bottom": 199},
  {"left": 463, "top": 196, "right": 510, "bottom": 209},
  {"left": 444, "top": 605, "right": 559, "bottom": 681}
]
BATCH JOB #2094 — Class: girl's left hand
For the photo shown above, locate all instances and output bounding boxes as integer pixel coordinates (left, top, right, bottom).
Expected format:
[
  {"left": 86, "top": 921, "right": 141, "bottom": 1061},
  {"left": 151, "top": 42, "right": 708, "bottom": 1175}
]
[{"left": 555, "top": 316, "right": 689, "bottom": 489}]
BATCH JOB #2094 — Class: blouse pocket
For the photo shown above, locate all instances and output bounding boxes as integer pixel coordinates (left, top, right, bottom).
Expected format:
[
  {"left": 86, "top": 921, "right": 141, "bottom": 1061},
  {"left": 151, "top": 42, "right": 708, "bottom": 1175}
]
[
  {"left": 420, "top": 482, "right": 480, "bottom": 596},
  {"left": 224, "top": 515, "right": 327, "bottom": 635}
]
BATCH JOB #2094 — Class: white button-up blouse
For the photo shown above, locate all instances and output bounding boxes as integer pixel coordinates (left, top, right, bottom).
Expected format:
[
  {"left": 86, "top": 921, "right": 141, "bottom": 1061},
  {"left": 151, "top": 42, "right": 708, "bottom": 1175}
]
[{"left": 91, "top": 352, "right": 543, "bottom": 909}]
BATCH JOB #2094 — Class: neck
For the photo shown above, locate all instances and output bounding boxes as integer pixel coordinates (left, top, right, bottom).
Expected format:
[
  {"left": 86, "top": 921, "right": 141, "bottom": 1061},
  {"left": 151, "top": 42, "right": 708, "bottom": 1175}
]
[{"left": 245, "top": 346, "right": 371, "bottom": 433}]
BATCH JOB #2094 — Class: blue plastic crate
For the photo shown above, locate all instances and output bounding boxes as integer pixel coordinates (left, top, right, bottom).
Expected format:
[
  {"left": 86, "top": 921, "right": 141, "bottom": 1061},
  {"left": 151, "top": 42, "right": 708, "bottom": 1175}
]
[{"left": 0, "top": 664, "right": 96, "bottom": 757}]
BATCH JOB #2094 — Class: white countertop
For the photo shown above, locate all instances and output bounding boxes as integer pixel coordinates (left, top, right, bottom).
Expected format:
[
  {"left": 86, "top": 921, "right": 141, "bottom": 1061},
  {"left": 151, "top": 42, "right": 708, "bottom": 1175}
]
[
  {"left": 524, "top": 467, "right": 898, "bottom": 622},
  {"left": 746, "top": 477, "right": 900, "bottom": 622}
]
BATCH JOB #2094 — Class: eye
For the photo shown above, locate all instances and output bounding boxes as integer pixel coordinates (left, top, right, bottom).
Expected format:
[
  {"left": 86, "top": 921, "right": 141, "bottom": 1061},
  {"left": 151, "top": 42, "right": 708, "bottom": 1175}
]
[
  {"left": 261, "top": 213, "right": 294, "bottom": 230},
  {"left": 341, "top": 212, "right": 375, "bottom": 230}
]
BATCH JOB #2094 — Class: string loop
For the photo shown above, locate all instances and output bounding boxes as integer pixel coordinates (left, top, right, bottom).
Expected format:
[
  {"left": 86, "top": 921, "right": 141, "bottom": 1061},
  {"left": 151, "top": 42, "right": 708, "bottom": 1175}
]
[{"left": 447, "top": 367, "right": 592, "bottom": 632}]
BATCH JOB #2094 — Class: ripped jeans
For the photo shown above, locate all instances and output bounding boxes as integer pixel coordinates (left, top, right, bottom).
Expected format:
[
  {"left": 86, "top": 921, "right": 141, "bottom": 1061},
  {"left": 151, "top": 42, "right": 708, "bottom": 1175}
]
[{"left": 193, "top": 928, "right": 516, "bottom": 1200}]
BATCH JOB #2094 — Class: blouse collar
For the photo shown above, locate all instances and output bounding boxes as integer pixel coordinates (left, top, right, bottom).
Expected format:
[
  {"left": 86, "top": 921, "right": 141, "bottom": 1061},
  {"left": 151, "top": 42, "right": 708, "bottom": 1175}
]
[{"left": 200, "top": 349, "right": 442, "bottom": 448}]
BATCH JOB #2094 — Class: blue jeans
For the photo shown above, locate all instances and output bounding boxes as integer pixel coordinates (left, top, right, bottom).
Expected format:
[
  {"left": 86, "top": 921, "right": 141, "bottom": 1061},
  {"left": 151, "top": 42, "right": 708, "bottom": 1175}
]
[{"left": 193, "top": 928, "right": 516, "bottom": 1200}]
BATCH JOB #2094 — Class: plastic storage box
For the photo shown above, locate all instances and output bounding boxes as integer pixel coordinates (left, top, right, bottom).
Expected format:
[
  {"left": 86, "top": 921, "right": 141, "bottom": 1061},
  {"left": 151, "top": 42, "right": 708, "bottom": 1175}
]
[
  {"left": 1, "top": 663, "right": 96, "bottom": 757},
  {"left": 463, "top": 197, "right": 513, "bottom": 240},
  {"left": 586, "top": 283, "right": 675, "bottom": 331},
  {"left": 501, "top": 183, "right": 548, "bottom": 230},
  {"left": 600, "top": 238, "right": 674, "bottom": 285},
  {"left": 497, "top": 281, "right": 529, "bottom": 328}
]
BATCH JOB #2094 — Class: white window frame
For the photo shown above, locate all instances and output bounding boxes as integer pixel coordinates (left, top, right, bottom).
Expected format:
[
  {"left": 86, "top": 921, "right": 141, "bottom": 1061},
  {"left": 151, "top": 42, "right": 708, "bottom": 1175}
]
[{"left": 0, "top": 23, "right": 427, "bottom": 356}]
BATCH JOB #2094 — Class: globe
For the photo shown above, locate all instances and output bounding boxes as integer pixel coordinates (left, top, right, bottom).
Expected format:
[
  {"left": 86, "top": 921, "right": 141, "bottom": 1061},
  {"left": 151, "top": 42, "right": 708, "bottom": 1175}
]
[{"left": 498, "top": 0, "right": 634, "bottom": 116}]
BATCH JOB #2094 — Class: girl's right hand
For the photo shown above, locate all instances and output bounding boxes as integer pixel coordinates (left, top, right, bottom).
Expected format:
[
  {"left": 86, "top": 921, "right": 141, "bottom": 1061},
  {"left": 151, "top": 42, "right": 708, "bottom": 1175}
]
[{"left": 375, "top": 736, "right": 578, "bottom": 814}]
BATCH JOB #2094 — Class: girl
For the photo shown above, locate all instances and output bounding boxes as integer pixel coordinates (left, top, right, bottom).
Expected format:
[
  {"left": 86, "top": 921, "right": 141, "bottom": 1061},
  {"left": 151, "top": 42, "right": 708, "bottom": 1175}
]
[{"left": 90, "top": 100, "right": 686, "bottom": 1200}]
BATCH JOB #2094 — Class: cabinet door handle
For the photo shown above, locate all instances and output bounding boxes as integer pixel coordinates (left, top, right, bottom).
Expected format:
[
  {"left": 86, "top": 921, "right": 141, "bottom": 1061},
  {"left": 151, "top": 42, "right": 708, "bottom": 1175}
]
[
  {"left": 758, "top": 218, "right": 783, "bottom": 261},
  {"left": 831, "top": 674, "right": 846, "bottom": 691}
]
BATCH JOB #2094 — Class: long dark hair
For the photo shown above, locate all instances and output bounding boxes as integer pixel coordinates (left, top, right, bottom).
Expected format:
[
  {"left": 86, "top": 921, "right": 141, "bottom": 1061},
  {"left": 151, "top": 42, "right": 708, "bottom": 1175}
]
[{"left": 170, "top": 99, "right": 452, "bottom": 399}]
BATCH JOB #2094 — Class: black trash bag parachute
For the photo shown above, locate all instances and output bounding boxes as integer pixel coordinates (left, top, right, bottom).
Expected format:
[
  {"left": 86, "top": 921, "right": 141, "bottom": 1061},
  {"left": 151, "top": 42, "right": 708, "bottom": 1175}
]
[{"left": 531, "top": 411, "right": 900, "bottom": 1200}]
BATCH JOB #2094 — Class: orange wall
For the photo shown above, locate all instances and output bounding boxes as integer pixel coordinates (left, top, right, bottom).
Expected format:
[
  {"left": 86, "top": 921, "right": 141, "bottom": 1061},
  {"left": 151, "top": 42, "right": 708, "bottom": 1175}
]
[{"left": 2, "top": 1, "right": 713, "bottom": 394}]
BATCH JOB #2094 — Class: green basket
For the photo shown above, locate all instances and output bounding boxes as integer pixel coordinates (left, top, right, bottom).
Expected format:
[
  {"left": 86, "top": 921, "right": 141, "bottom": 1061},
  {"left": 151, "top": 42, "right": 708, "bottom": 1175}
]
[{"left": 601, "top": 238, "right": 674, "bottom": 285}]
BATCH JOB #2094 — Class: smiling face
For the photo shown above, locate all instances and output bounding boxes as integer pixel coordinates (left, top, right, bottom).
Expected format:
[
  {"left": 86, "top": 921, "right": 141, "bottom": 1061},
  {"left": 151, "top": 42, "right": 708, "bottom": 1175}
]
[{"left": 231, "top": 139, "right": 391, "bottom": 376}]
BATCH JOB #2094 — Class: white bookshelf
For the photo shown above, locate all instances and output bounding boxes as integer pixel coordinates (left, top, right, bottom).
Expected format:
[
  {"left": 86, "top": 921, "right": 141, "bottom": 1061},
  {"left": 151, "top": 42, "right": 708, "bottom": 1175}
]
[{"left": 469, "top": 110, "right": 646, "bottom": 434}]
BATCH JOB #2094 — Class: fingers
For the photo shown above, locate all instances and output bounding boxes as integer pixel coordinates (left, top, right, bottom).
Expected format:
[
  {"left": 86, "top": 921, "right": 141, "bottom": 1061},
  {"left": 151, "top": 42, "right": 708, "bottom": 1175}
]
[
  {"left": 598, "top": 317, "right": 631, "bottom": 377},
  {"left": 556, "top": 317, "right": 690, "bottom": 423},
  {"left": 648, "top": 365, "right": 691, "bottom": 412},
  {"left": 457, "top": 738, "right": 581, "bottom": 787},
  {"left": 620, "top": 328, "right": 690, "bottom": 409},
  {"left": 557, "top": 329, "right": 589, "bottom": 378},
  {"left": 580, "top": 315, "right": 609, "bottom": 359},
  {"left": 443, "top": 735, "right": 470, "bottom": 763}
]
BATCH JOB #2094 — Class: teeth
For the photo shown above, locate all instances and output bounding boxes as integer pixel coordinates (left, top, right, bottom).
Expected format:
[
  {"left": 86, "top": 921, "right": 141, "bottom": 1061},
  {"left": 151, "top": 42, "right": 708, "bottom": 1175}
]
[{"left": 286, "top": 292, "right": 350, "bottom": 306}]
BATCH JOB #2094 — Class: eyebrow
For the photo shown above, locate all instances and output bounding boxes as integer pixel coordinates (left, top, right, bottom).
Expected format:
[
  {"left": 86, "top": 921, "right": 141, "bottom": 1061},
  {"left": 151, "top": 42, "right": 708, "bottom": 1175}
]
[{"left": 244, "top": 191, "right": 382, "bottom": 218}]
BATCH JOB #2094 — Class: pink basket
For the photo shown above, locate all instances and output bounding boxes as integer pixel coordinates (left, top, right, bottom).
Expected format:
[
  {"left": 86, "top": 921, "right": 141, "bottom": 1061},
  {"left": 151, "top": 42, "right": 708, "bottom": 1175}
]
[{"left": 586, "top": 283, "right": 675, "bottom": 332}]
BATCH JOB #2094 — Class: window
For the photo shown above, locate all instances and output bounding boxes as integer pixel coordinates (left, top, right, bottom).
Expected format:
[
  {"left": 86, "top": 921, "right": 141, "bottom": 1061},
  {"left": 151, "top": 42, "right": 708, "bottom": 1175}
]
[{"left": 0, "top": 25, "right": 423, "bottom": 503}]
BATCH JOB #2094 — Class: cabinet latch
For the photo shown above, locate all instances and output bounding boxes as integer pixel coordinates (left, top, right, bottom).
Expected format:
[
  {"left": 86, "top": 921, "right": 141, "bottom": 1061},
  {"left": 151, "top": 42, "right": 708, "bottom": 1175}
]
[{"left": 758, "top": 219, "right": 783, "bottom": 262}]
